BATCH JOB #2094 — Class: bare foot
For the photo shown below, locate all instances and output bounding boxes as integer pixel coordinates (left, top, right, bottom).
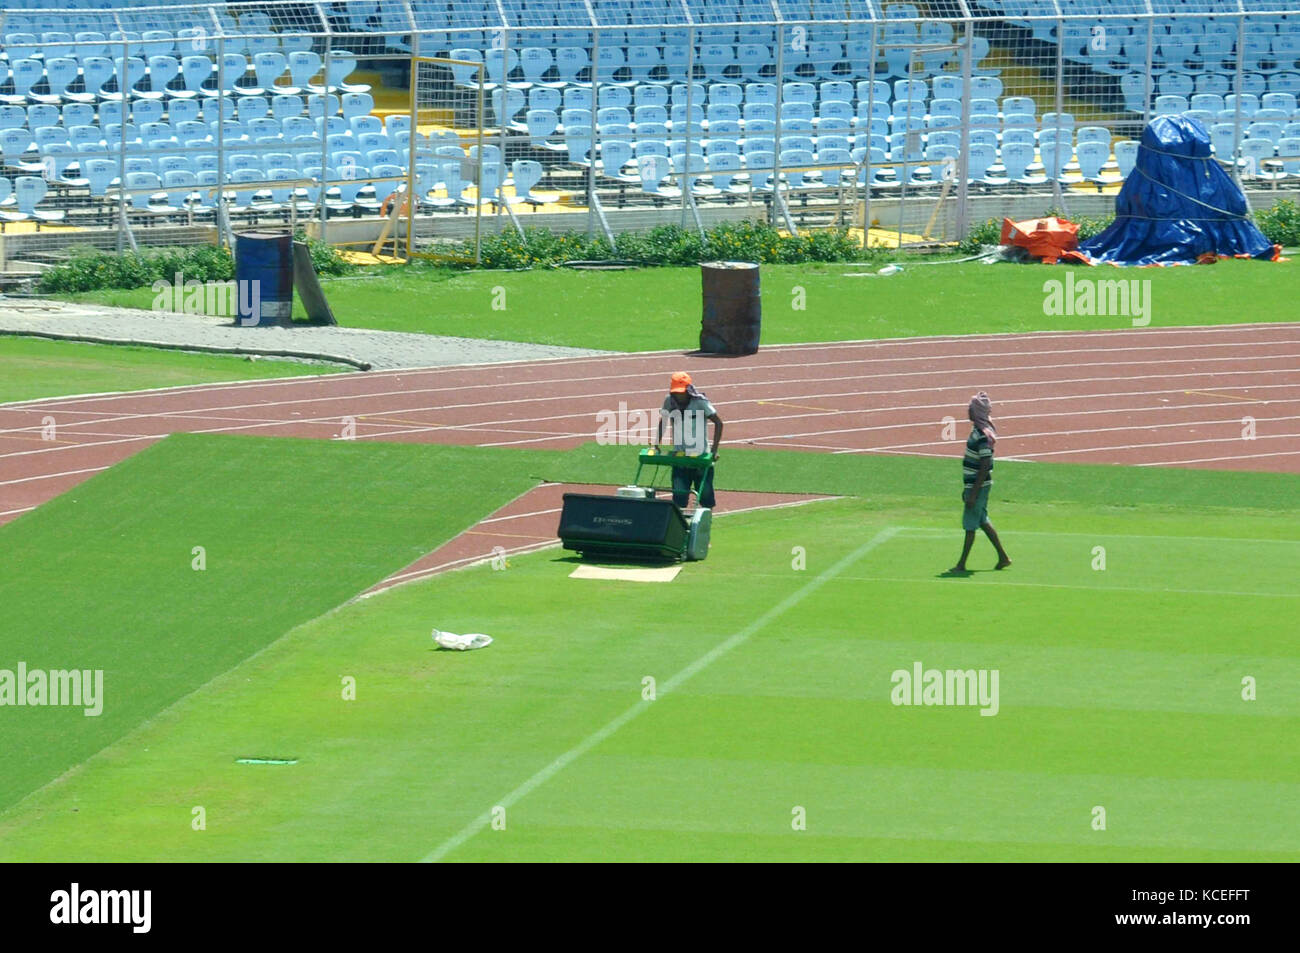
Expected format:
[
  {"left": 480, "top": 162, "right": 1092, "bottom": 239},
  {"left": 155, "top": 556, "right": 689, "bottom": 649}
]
[{"left": 994, "top": 558, "right": 1011, "bottom": 570}]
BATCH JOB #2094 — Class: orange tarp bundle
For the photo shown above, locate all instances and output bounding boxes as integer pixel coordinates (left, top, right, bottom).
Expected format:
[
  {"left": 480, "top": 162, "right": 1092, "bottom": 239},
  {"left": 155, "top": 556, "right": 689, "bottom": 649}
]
[{"left": 1000, "top": 216, "right": 1083, "bottom": 264}]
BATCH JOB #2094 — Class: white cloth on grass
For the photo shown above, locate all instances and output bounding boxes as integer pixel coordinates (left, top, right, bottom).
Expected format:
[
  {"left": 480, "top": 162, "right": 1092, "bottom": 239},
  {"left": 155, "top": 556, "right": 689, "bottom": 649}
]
[{"left": 432, "top": 629, "right": 493, "bottom": 651}]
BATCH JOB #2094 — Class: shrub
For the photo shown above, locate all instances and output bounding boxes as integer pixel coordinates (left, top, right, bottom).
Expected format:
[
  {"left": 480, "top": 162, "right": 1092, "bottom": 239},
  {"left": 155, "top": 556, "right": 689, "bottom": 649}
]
[
  {"left": 476, "top": 226, "right": 613, "bottom": 269},
  {"left": 1255, "top": 199, "right": 1300, "bottom": 247},
  {"left": 466, "top": 221, "right": 878, "bottom": 269},
  {"left": 37, "top": 237, "right": 353, "bottom": 294},
  {"left": 956, "top": 218, "right": 1003, "bottom": 254},
  {"left": 36, "top": 246, "right": 229, "bottom": 294},
  {"left": 294, "top": 231, "right": 354, "bottom": 277}
]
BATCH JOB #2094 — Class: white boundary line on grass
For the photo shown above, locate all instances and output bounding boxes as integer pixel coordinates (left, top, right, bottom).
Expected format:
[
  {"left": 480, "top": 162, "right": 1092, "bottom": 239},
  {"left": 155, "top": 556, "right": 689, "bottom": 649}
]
[{"left": 420, "top": 524, "right": 897, "bottom": 863}]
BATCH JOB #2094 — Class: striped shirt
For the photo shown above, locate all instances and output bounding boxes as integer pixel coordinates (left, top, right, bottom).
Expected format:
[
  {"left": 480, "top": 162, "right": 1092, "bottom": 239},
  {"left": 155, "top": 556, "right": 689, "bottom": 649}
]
[{"left": 962, "top": 428, "right": 994, "bottom": 487}]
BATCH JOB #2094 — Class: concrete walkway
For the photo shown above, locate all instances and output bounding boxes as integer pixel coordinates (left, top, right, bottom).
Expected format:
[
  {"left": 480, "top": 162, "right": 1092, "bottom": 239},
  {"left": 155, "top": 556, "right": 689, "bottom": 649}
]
[{"left": 0, "top": 297, "right": 612, "bottom": 370}]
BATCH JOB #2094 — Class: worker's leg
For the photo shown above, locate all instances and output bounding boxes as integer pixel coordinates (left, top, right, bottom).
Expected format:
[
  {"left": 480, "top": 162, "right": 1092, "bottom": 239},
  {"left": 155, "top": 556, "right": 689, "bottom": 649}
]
[
  {"left": 671, "top": 467, "right": 691, "bottom": 507},
  {"left": 950, "top": 531, "right": 976, "bottom": 572},
  {"left": 951, "top": 486, "right": 981, "bottom": 572},
  {"left": 981, "top": 519, "right": 1011, "bottom": 568},
  {"left": 696, "top": 466, "right": 717, "bottom": 508}
]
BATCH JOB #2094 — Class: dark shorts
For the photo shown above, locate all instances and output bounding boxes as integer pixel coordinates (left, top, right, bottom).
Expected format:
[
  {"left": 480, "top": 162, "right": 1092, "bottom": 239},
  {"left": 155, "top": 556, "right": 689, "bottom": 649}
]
[
  {"left": 673, "top": 465, "right": 716, "bottom": 509},
  {"left": 961, "top": 484, "right": 991, "bottom": 531}
]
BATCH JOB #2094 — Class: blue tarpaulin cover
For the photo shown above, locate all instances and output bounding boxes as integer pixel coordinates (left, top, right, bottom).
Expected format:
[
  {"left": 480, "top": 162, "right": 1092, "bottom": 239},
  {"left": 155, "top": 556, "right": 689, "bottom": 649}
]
[{"left": 1078, "top": 115, "right": 1278, "bottom": 266}]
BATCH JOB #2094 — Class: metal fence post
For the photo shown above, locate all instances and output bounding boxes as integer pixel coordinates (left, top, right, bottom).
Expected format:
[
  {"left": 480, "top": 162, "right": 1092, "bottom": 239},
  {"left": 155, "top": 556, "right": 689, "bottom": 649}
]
[
  {"left": 118, "top": 28, "right": 131, "bottom": 252},
  {"left": 955, "top": 15, "right": 975, "bottom": 240},
  {"left": 320, "top": 33, "right": 332, "bottom": 242},
  {"left": 682, "top": 24, "right": 696, "bottom": 227},
  {"left": 773, "top": 22, "right": 785, "bottom": 228},
  {"left": 1232, "top": 12, "right": 1247, "bottom": 188},
  {"left": 498, "top": 25, "right": 511, "bottom": 227},
  {"left": 405, "top": 22, "right": 420, "bottom": 261},
  {"left": 586, "top": 26, "right": 599, "bottom": 236},
  {"left": 215, "top": 32, "right": 227, "bottom": 245},
  {"left": 1142, "top": 7, "right": 1155, "bottom": 127},
  {"left": 1052, "top": 8, "right": 1065, "bottom": 212},
  {"left": 862, "top": 19, "right": 877, "bottom": 250}
]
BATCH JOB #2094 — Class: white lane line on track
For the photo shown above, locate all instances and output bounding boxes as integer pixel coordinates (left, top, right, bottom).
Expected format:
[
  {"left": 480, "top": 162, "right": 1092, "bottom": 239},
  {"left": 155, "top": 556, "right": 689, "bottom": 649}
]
[
  {"left": 3, "top": 321, "right": 1294, "bottom": 412},
  {"left": 1137, "top": 449, "right": 1300, "bottom": 467},
  {"left": 2, "top": 338, "right": 1297, "bottom": 430},
  {"left": 471, "top": 411, "right": 1300, "bottom": 452},
  {"left": 0, "top": 387, "right": 1281, "bottom": 461},
  {"left": 2, "top": 339, "right": 1298, "bottom": 445},
  {"left": 6, "top": 366, "right": 1296, "bottom": 463},
  {"left": 419, "top": 524, "right": 899, "bottom": 863},
  {"left": 0, "top": 465, "right": 110, "bottom": 487},
  {"left": 1003, "top": 432, "right": 1300, "bottom": 460}
]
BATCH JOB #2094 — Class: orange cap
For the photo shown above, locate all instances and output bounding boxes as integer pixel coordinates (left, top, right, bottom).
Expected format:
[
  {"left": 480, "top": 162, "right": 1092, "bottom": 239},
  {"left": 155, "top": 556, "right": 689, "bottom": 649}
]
[{"left": 669, "top": 371, "right": 692, "bottom": 393}]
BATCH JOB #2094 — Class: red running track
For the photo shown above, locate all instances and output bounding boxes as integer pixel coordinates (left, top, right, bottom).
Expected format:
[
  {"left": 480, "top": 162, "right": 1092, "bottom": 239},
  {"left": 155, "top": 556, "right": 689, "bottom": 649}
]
[{"left": 2, "top": 322, "right": 1298, "bottom": 526}]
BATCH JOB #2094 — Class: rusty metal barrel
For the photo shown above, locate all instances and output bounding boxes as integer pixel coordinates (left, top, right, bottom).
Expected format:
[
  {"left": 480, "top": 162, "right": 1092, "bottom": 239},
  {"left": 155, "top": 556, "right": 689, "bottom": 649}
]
[{"left": 699, "top": 260, "right": 761, "bottom": 355}]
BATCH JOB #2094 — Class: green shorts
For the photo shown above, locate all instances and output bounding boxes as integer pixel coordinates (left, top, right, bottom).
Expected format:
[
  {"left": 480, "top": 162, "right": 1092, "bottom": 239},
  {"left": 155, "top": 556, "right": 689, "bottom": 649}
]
[{"left": 961, "top": 484, "right": 991, "bottom": 531}]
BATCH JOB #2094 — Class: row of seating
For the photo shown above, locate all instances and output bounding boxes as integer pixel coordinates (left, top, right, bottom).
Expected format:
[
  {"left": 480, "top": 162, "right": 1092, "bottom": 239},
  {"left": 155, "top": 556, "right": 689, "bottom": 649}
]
[
  {"left": 0, "top": 50, "right": 370, "bottom": 104},
  {"left": 492, "top": 78, "right": 1014, "bottom": 108},
  {"left": 0, "top": 155, "right": 563, "bottom": 226},
  {"left": 0, "top": 94, "right": 382, "bottom": 130},
  {"left": 440, "top": 36, "right": 997, "bottom": 86}
]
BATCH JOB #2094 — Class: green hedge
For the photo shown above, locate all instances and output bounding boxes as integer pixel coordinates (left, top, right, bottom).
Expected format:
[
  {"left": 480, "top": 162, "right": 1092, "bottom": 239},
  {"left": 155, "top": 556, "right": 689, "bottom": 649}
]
[
  {"left": 467, "top": 221, "right": 883, "bottom": 270},
  {"left": 36, "top": 236, "right": 351, "bottom": 295}
]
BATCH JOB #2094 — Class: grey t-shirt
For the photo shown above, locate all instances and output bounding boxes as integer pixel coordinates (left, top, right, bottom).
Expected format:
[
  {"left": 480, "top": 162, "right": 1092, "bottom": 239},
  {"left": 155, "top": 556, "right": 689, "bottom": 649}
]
[{"left": 661, "top": 394, "right": 716, "bottom": 454}]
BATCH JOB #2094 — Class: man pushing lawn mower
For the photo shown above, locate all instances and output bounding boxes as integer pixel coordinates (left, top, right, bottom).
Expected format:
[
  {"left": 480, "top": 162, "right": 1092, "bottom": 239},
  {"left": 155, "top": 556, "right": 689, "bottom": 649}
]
[
  {"left": 949, "top": 391, "right": 1012, "bottom": 574},
  {"left": 656, "top": 371, "right": 723, "bottom": 509}
]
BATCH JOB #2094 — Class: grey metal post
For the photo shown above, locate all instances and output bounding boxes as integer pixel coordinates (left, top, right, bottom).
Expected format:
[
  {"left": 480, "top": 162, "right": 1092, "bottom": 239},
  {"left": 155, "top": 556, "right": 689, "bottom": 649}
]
[
  {"left": 216, "top": 33, "right": 228, "bottom": 233},
  {"left": 863, "top": 22, "right": 877, "bottom": 250},
  {"left": 682, "top": 24, "right": 696, "bottom": 226},
  {"left": 1232, "top": 12, "right": 1247, "bottom": 187},
  {"left": 497, "top": 26, "right": 511, "bottom": 224},
  {"left": 899, "top": 56, "right": 915, "bottom": 252},
  {"left": 1142, "top": 10, "right": 1155, "bottom": 127},
  {"left": 772, "top": 22, "right": 785, "bottom": 227},
  {"left": 955, "top": 16, "right": 975, "bottom": 240},
  {"left": 118, "top": 30, "right": 130, "bottom": 252},
  {"left": 592, "top": 25, "right": 600, "bottom": 234},
  {"left": 1052, "top": 10, "right": 1065, "bottom": 211},
  {"left": 405, "top": 25, "right": 420, "bottom": 260},
  {"left": 320, "top": 34, "right": 332, "bottom": 241}
]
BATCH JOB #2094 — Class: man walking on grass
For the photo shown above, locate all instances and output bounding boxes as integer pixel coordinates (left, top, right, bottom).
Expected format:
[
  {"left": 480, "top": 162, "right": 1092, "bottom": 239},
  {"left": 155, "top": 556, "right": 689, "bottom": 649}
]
[{"left": 949, "top": 391, "right": 1011, "bottom": 573}]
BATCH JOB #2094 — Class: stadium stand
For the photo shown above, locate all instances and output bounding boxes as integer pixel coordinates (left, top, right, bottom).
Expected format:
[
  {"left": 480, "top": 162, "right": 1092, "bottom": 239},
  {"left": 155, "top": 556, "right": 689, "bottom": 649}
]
[{"left": 0, "top": 0, "right": 1295, "bottom": 248}]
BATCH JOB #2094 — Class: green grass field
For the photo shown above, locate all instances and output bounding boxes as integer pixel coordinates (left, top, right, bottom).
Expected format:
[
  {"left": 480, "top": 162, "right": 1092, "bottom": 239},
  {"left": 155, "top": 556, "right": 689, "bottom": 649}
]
[
  {"left": 62, "top": 256, "right": 1296, "bottom": 351},
  {"left": 1, "top": 435, "right": 1295, "bottom": 861},
  {"left": 0, "top": 336, "right": 340, "bottom": 404}
]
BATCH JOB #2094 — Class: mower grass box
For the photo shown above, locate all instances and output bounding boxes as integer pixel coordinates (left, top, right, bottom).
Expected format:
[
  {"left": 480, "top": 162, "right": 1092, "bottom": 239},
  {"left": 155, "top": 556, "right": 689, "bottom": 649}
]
[{"left": 556, "top": 448, "right": 714, "bottom": 562}]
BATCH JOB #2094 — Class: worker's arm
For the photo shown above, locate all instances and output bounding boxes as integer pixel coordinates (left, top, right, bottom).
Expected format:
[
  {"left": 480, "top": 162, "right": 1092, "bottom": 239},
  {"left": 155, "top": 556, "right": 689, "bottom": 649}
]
[
  {"left": 966, "top": 459, "right": 991, "bottom": 507},
  {"left": 656, "top": 413, "right": 666, "bottom": 447},
  {"left": 708, "top": 412, "right": 723, "bottom": 458}
]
